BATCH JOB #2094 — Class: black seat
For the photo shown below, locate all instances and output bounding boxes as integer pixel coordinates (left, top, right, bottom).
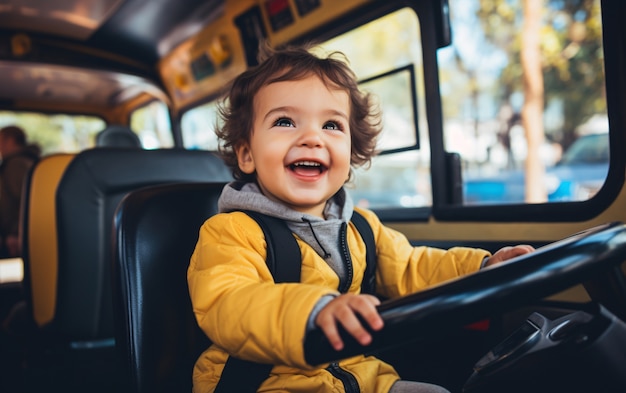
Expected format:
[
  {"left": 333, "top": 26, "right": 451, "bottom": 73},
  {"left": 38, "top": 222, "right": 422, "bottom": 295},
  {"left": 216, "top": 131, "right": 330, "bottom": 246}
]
[
  {"left": 95, "top": 125, "right": 142, "bottom": 148},
  {"left": 112, "top": 182, "right": 225, "bottom": 393},
  {"left": 53, "top": 149, "right": 231, "bottom": 345},
  {"left": 15, "top": 148, "right": 230, "bottom": 391}
]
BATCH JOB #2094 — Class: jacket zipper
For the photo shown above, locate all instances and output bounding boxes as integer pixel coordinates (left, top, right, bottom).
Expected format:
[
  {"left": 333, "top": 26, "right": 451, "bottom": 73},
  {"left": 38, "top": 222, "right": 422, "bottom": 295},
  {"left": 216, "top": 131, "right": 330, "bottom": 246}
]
[
  {"left": 338, "top": 222, "right": 353, "bottom": 293},
  {"left": 326, "top": 223, "right": 360, "bottom": 392},
  {"left": 326, "top": 362, "right": 360, "bottom": 392}
]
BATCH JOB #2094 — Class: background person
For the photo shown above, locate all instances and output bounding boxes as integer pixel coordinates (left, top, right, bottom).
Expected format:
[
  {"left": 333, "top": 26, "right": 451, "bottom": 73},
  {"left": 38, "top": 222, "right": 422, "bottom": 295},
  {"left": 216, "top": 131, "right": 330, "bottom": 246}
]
[{"left": 0, "top": 125, "right": 41, "bottom": 257}]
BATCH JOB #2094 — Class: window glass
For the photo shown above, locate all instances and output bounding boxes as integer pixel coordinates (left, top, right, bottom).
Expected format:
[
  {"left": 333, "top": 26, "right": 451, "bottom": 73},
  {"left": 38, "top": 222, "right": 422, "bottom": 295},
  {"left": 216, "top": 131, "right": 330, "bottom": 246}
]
[
  {"left": 0, "top": 111, "right": 105, "bottom": 154},
  {"left": 181, "top": 101, "right": 220, "bottom": 150},
  {"left": 439, "top": 0, "right": 606, "bottom": 205},
  {"left": 129, "top": 100, "right": 174, "bottom": 148},
  {"left": 359, "top": 66, "right": 419, "bottom": 151},
  {"left": 318, "top": 8, "right": 430, "bottom": 208}
]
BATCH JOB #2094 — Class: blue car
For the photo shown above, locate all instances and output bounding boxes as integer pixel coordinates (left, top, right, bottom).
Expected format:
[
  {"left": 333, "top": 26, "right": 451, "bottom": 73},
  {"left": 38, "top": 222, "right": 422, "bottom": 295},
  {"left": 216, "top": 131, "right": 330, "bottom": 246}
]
[{"left": 464, "top": 133, "right": 609, "bottom": 204}]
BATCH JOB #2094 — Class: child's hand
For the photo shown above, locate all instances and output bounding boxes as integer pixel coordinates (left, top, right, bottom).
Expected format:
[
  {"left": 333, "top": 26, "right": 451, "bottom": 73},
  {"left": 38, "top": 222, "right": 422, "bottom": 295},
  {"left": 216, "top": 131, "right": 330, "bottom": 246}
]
[
  {"left": 484, "top": 244, "right": 535, "bottom": 267},
  {"left": 315, "top": 294, "right": 384, "bottom": 351}
]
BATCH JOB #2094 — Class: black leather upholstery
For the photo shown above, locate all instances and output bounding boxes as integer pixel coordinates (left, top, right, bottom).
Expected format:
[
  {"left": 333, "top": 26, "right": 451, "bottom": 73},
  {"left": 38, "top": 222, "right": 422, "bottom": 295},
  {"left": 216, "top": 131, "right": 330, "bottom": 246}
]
[
  {"left": 95, "top": 125, "right": 142, "bottom": 148},
  {"left": 52, "top": 148, "right": 231, "bottom": 344},
  {"left": 113, "top": 182, "right": 225, "bottom": 393}
]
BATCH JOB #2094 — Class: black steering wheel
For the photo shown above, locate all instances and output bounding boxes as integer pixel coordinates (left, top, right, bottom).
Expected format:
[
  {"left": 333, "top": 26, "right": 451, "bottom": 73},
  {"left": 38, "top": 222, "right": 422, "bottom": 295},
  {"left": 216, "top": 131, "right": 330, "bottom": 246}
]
[{"left": 304, "top": 221, "right": 626, "bottom": 366}]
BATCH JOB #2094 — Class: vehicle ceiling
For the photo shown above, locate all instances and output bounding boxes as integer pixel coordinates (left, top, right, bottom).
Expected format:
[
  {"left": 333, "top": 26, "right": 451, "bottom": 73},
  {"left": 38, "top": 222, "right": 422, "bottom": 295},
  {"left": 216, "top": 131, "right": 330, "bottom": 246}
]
[{"left": 0, "top": 0, "right": 224, "bottom": 113}]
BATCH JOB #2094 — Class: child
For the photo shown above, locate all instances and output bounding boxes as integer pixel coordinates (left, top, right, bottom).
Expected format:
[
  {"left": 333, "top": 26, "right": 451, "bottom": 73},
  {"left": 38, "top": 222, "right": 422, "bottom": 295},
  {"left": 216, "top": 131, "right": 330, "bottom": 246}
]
[{"left": 187, "top": 45, "right": 534, "bottom": 393}]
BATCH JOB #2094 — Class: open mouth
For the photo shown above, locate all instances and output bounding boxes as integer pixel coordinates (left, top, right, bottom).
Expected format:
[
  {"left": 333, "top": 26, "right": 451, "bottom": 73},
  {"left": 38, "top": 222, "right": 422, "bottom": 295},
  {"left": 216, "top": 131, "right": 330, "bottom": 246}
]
[{"left": 289, "top": 160, "right": 327, "bottom": 176}]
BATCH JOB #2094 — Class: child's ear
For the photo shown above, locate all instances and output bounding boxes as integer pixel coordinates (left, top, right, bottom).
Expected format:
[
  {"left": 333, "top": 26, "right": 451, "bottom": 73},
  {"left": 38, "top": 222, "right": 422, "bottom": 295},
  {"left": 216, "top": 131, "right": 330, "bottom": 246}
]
[{"left": 235, "top": 143, "right": 256, "bottom": 174}]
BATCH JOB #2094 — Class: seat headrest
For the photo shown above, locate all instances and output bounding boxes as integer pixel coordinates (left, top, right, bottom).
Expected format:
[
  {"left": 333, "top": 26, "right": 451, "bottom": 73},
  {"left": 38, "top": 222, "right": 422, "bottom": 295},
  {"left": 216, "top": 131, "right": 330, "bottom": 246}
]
[{"left": 95, "top": 125, "right": 142, "bottom": 148}]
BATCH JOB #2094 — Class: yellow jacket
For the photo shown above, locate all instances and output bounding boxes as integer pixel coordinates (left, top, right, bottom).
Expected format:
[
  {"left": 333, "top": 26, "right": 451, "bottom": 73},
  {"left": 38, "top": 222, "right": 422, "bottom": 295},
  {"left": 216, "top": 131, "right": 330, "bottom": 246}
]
[{"left": 187, "top": 207, "right": 490, "bottom": 392}]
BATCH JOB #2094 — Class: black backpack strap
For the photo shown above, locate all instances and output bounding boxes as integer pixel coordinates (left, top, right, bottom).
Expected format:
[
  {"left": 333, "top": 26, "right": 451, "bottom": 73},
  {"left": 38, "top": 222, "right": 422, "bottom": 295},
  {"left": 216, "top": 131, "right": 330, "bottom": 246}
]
[
  {"left": 214, "top": 211, "right": 301, "bottom": 393},
  {"left": 214, "top": 356, "right": 274, "bottom": 393},
  {"left": 244, "top": 210, "right": 301, "bottom": 283},
  {"left": 351, "top": 210, "right": 377, "bottom": 295}
]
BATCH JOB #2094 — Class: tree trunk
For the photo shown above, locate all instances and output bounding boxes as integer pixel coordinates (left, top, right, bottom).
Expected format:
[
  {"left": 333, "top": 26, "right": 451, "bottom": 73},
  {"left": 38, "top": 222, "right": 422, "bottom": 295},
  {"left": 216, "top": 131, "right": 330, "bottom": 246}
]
[{"left": 521, "top": 0, "right": 546, "bottom": 203}]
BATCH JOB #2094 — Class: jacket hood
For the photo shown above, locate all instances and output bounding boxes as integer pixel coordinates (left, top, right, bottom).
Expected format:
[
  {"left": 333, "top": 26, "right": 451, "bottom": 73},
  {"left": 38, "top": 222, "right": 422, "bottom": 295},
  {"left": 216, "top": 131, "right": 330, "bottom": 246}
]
[
  {"left": 218, "top": 181, "right": 355, "bottom": 279},
  {"left": 218, "top": 181, "right": 353, "bottom": 222}
]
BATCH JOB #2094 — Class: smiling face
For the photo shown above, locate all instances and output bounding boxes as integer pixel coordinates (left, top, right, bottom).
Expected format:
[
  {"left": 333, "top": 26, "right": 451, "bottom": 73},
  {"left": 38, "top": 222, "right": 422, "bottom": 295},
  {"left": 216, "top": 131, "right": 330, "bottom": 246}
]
[{"left": 235, "top": 74, "right": 352, "bottom": 218}]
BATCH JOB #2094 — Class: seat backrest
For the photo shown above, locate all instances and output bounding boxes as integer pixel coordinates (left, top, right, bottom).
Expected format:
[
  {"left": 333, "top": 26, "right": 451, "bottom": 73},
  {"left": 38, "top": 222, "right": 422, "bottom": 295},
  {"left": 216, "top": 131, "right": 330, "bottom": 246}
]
[
  {"left": 113, "top": 182, "right": 224, "bottom": 393},
  {"left": 95, "top": 125, "right": 142, "bottom": 148},
  {"left": 50, "top": 148, "right": 231, "bottom": 345},
  {"left": 20, "top": 153, "right": 75, "bottom": 328}
]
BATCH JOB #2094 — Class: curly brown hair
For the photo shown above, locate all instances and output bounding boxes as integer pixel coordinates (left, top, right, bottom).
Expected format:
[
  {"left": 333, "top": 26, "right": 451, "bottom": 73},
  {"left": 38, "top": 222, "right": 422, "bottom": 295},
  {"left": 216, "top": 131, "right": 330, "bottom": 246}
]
[{"left": 215, "top": 44, "right": 382, "bottom": 182}]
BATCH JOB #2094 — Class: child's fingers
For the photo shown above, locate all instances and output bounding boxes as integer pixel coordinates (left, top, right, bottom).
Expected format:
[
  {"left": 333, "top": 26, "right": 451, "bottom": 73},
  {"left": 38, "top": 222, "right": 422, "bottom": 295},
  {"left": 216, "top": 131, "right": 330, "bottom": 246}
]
[
  {"left": 486, "top": 244, "right": 535, "bottom": 266},
  {"left": 504, "top": 244, "right": 534, "bottom": 258},
  {"left": 316, "top": 312, "right": 343, "bottom": 350},
  {"left": 353, "top": 294, "right": 384, "bottom": 331},
  {"left": 334, "top": 305, "right": 374, "bottom": 347},
  {"left": 316, "top": 294, "right": 384, "bottom": 351}
]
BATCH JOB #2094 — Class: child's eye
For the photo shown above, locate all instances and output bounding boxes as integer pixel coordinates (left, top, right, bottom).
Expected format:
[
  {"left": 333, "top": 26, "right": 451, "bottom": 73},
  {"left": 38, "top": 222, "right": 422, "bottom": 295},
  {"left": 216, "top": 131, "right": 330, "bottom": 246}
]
[
  {"left": 273, "top": 117, "right": 295, "bottom": 127},
  {"left": 323, "top": 121, "right": 343, "bottom": 131}
]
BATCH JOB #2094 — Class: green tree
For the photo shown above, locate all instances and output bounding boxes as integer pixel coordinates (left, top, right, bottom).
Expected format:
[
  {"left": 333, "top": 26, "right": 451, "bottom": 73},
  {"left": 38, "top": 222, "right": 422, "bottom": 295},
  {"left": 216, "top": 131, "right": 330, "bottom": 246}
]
[
  {"left": 471, "top": 0, "right": 604, "bottom": 202},
  {"left": 476, "top": 0, "right": 605, "bottom": 149}
]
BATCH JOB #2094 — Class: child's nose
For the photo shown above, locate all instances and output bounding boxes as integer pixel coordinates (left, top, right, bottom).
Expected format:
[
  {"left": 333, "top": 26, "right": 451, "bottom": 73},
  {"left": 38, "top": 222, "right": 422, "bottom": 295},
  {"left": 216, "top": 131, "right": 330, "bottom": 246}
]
[{"left": 297, "top": 127, "right": 324, "bottom": 147}]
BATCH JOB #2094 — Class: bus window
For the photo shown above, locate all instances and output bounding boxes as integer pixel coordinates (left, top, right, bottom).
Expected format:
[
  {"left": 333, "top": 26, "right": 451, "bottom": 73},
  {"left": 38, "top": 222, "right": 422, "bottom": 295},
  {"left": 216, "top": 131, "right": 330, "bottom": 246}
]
[
  {"left": 0, "top": 111, "right": 105, "bottom": 154},
  {"left": 317, "top": 8, "right": 429, "bottom": 209},
  {"left": 181, "top": 101, "right": 220, "bottom": 150},
  {"left": 438, "top": 0, "right": 607, "bottom": 205},
  {"left": 129, "top": 101, "right": 175, "bottom": 149}
]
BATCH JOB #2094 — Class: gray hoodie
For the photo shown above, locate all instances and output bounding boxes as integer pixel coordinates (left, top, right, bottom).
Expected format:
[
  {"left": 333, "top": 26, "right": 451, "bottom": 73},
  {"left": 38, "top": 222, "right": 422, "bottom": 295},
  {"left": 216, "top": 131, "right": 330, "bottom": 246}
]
[{"left": 218, "top": 181, "right": 355, "bottom": 280}]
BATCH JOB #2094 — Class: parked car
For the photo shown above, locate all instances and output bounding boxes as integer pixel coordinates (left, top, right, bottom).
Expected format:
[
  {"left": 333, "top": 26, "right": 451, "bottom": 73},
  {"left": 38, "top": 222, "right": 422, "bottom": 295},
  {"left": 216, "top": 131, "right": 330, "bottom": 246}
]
[{"left": 464, "top": 133, "right": 609, "bottom": 204}]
